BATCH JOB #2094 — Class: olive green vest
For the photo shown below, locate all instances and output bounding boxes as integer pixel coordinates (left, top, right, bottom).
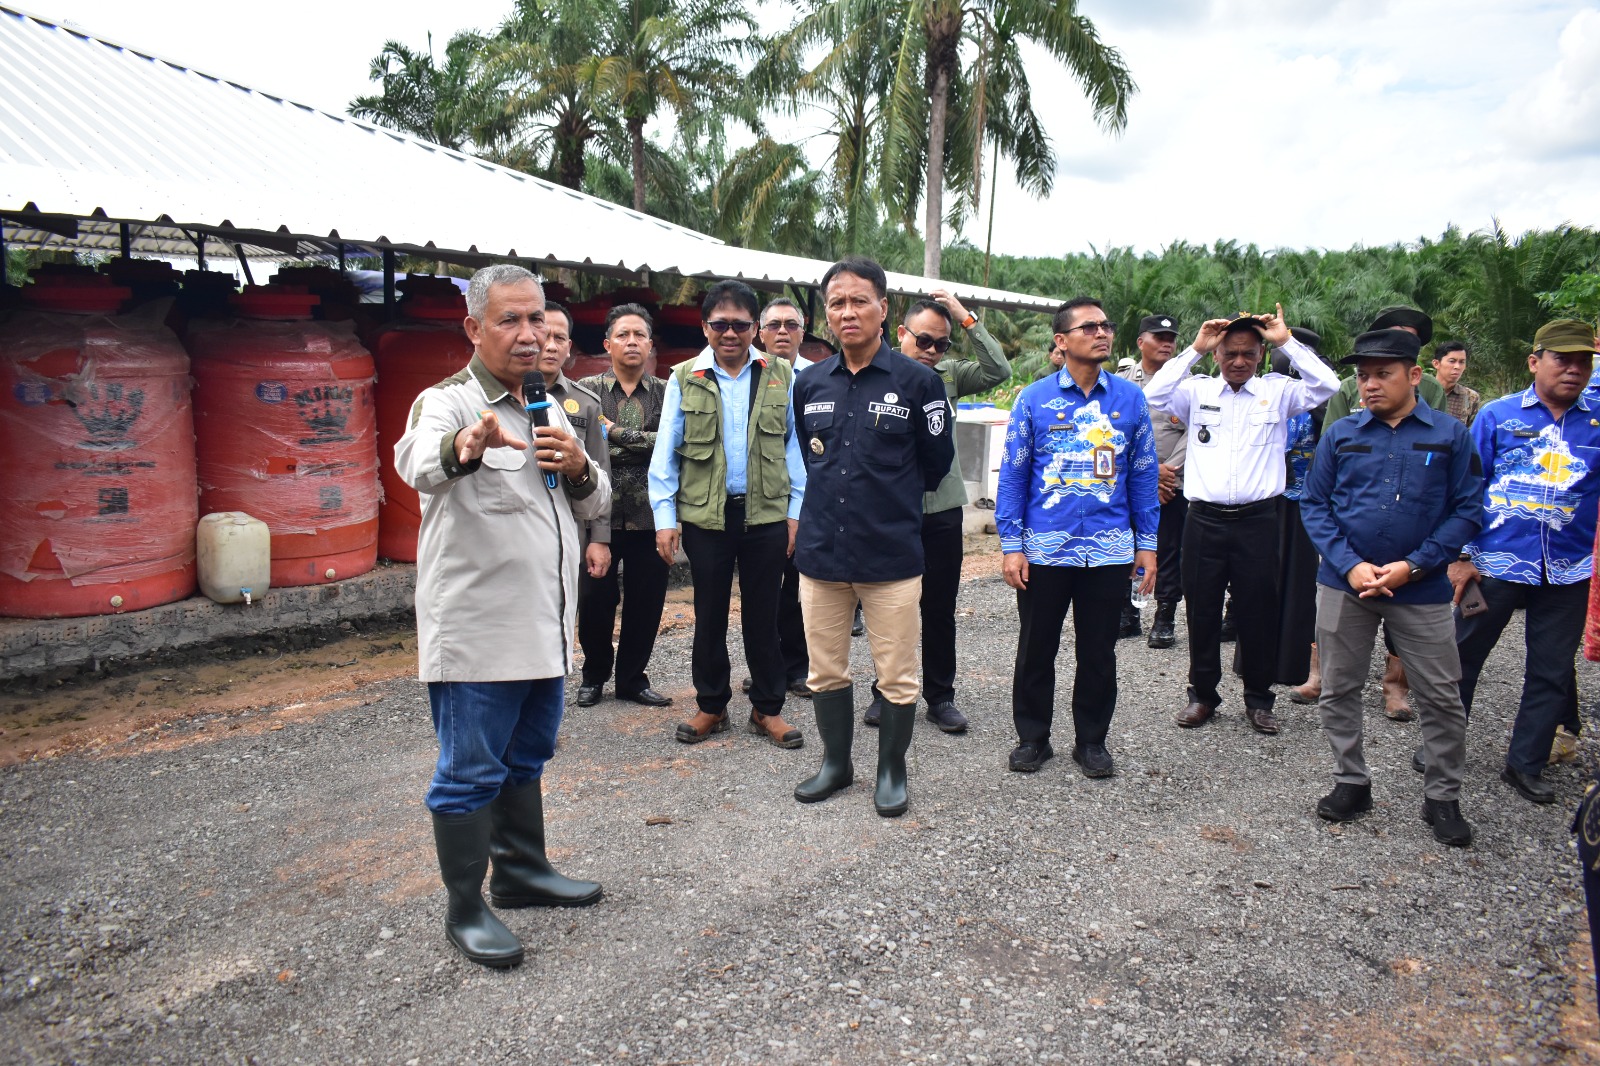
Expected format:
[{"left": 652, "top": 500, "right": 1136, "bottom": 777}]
[{"left": 672, "top": 356, "right": 794, "bottom": 530}]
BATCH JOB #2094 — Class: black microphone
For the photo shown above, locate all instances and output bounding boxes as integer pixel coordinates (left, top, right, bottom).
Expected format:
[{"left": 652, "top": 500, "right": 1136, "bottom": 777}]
[{"left": 523, "top": 372, "right": 559, "bottom": 489}]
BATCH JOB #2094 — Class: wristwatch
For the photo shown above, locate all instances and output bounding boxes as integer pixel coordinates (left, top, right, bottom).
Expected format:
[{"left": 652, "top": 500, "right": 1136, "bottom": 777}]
[
  {"left": 565, "top": 464, "right": 591, "bottom": 487},
  {"left": 1406, "top": 561, "right": 1424, "bottom": 582},
  {"left": 960, "top": 312, "right": 977, "bottom": 329}
]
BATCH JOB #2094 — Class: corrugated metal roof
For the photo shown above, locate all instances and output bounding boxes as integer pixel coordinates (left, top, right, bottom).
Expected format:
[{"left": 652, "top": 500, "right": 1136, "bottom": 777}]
[{"left": 0, "top": 4, "right": 1061, "bottom": 313}]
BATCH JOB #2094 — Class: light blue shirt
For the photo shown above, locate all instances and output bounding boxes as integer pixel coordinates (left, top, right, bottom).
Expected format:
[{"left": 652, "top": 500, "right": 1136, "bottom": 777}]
[{"left": 648, "top": 348, "right": 807, "bottom": 529}]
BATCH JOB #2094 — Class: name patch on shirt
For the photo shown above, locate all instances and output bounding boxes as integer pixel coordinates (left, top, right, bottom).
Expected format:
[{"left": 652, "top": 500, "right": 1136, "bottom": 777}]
[
  {"left": 1199, "top": 404, "right": 1221, "bottom": 412},
  {"left": 804, "top": 402, "right": 835, "bottom": 415},
  {"left": 868, "top": 401, "right": 909, "bottom": 420}
]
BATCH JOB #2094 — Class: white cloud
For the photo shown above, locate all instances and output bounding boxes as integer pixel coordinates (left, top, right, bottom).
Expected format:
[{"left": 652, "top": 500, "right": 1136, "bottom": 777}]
[{"left": 1495, "top": 7, "right": 1600, "bottom": 159}]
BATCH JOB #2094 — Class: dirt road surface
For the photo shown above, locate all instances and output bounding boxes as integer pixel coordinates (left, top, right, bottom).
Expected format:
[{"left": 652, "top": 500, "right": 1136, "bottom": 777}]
[{"left": 3, "top": 565, "right": 1599, "bottom": 1064}]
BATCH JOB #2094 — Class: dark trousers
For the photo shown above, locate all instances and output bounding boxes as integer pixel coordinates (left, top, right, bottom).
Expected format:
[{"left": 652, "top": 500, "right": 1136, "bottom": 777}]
[
  {"left": 1012, "top": 563, "right": 1125, "bottom": 749},
  {"left": 577, "top": 528, "right": 669, "bottom": 694},
  {"left": 1182, "top": 499, "right": 1281, "bottom": 710},
  {"left": 920, "top": 507, "right": 965, "bottom": 705},
  {"left": 1155, "top": 495, "right": 1187, "bottom": 605},
  {"left": 778, "top": 558, "right": 808, "bottom": 687},
  {"left": 681, "top": 502, "right": 788, "bottom": 717},
  {"left": 1456, "top": 574, "right": 1588, "bottom": 776}
]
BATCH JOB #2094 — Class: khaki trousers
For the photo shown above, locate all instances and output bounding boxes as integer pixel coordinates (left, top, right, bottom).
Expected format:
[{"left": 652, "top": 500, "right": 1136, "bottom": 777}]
[{"left": 800, "top": 576, "right": 922, "bottom": 705}]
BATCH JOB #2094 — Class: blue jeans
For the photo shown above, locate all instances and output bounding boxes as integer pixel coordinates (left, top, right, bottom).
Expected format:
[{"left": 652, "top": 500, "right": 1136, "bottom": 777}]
[
  {"left": 426, "top": 678, "right": 564, "bottom": 814},
  {"left": 1455, "top": 575, "right": 1589, "bottom": 776}
]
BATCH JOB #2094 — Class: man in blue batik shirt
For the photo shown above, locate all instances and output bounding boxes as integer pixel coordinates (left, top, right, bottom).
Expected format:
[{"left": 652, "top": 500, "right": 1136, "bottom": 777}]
[
  {"left": 1300, "top": 329, "right": 1483, "bottom": 846},
  {"left": 998, "top": 296, "right": 1159, "bottom": 779},
  {"left": 1446, "top": 320, "right": 1600, "bottom": 805}
]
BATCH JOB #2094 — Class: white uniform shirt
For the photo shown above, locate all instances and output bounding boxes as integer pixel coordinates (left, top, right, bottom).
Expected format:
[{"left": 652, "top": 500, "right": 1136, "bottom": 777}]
[{"left": 1143, "top": 337, "right": 1339, "bottom": 506}]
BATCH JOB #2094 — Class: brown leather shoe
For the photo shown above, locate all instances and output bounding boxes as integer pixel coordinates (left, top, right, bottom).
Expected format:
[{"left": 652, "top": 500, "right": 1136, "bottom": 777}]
[
  {"left": 748, "top": 712, "right": 803, "bottom": 749},
  {"left": 1175, "top": 701, "right": 1215, "bottom": 728},
  {"left": 1382, "top": 654, "right": 1414, "bottom": 721},
  {"left": 1245, "top": 706, "right": 1281, "bottom": 735},
  {"left": 675, "top": 711, "right": 728, "bottom": 744}
]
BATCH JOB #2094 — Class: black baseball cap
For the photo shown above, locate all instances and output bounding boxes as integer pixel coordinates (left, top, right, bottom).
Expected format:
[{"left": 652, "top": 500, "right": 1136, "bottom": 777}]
[{"left": 1138, "top": 314, "right": 1178, "bottom": 336}]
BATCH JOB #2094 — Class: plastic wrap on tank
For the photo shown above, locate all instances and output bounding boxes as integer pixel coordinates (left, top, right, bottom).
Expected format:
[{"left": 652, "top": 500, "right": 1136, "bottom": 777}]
[{"left": 0, "top": 300, "right": 199, "bottom": 612}]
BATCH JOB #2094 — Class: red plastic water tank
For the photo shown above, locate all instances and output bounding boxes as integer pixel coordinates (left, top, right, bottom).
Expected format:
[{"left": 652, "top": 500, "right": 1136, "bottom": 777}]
[
  {"left": 371, "top": 286, "right": 473, "bottom": 562},
  {"left": 0, "top": 275, "right": 199, "bottom": 617},
  {"left": 187, "top": 287, "right": 379, "bottom": 587}
]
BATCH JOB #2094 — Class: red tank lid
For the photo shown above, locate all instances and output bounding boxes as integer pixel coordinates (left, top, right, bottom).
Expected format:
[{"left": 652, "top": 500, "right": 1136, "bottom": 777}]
[
  {"left": 401, "top": 292, "right": 468, "bottom": 321},
  {"left": 230, "top": 284, "right": 321, "bottom": 320},
  {"left": 20, "top": 274, "right": 132, "bottom": 314}
]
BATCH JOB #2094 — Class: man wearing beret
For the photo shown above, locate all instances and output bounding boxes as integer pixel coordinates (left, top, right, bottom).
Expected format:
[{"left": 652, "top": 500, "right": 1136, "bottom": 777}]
[
  {"left": 1323, "top": 307, "right": 1447, "bottom": 720},
  {"left": 1300, "top": 328, "right": 1483, "bottom": 845},
  {"left": 1118, "top": 313, "right": 1188, "bottom": 649},
  {"left": 1144, "top": 306, "right": 1341, "bottom": 735},
  {"left": 1443, "top": 320, "right": 1600, "bottom": 804}
]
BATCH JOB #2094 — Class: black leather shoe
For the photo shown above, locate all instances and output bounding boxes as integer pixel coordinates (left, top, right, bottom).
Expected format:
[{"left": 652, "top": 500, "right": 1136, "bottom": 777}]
[
  {"left": 1147, "top": 601, "right": 1177, "bottom": 649},
  {"left": 576, "top": 684, "right": 602, "bottom": 707},
  {"left": 851, "top": 604, "right": 865, "bottom": 637},
  {"left": 1118, "top": 604, "right": 1142, "bottom": 640},
  {"left": 787, "top": 680, "right": 813, "bottom": 700},
  {"left": 618, "top": 687, "right": 672, "bottom": 707},
  {"left": 1008, "top": 740, "right": 1054, "bottom": 773},
  {"left": 1501, "top": 765, "right": 1555, "bottom": 804},
  {"left": 1072, "top": 742, "right": 1114, "bottom": 778},
  {"left": 1316, "top": 782, "right": 1373, "bottom": 822},
  {"left": 864, "top": 694, "right": 886, "bottom": 727},
  {"left": 1421, "top": 798, "right": 1473, "bottom": 846},
  {"left": 1411, "top": 747, "right": 1426, "bottom": 774},
  {"left": 1219, "top": 613, "right": 1237, "bottom": 643},
  {"left": 926, "top": 701, "right": 968, "bottom": 733},
  {"left": 740, "top": 677, "right": 752, "bottom": 694}
]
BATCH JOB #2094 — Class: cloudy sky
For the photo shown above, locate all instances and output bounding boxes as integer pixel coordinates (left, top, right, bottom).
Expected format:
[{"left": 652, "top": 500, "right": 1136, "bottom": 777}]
[{"left": 31, "top": 0, "right": 1600, "bottom": 260}]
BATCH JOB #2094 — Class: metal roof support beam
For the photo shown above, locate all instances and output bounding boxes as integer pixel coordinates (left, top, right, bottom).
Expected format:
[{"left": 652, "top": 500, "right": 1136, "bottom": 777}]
[
  {"left": 119, "top": 222, "right": 131, "bottom": 259},
  {"left": 229, "top": 242, "right": 255, "bottom": 285},
  {"left": 382, "top": 249, "right": 395, "bottom": 310}
]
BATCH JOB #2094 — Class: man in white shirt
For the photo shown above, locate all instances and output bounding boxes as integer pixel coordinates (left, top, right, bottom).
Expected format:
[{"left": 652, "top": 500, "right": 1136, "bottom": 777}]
[{"left": 1143, "top": 306, "right": 1341, "bottom": 735}]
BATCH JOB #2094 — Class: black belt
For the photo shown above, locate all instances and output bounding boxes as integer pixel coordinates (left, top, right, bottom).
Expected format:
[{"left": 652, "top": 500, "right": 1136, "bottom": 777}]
[
  {"left": 1191, "top": 496, "right": 1279, "bottom": 520},
  {"left": 726, "top": 494, "right": 747, "bottom": 507}
]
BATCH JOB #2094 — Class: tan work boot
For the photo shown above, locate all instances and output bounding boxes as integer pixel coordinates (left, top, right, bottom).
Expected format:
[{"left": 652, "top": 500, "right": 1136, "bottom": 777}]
[
  {"left": 1382, "top": 654, "right": 1415, "bottom": 721},
  {"left": 674, "top": 711, "right": 728, "bottom": 744},
  {"left": 1550, "top": 726, "right": 1580, "bottom": 765},
  {"left": 748, "top": 711, "right": 803, "bottom": 749},
  {"left": 1289, "top": 643, "right": 1321, "bottom": 704}
]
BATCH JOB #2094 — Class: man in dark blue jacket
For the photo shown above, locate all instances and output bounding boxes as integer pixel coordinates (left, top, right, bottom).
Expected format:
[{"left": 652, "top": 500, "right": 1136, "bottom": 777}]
[{"left": 1300, "top": 328, "right": 1484, "bottom": 846}]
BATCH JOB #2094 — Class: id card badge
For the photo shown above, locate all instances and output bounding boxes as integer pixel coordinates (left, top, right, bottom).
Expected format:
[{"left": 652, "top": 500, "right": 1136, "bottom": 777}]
[{"left": 1092, "top": 445, "right": 1116, "bottom": 479}]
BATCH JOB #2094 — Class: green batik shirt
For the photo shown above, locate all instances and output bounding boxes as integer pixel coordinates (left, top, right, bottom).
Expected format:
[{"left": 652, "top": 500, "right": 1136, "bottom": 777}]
[{"left": 579, "top": 369, "right": 667, "bottom": 532}]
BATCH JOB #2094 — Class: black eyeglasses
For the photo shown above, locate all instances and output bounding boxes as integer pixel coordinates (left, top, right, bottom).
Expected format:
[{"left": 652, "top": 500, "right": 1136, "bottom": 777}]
[
  {"left": 707, "top": 319, "right": 755, "bottom": 335},
  {"left": 1065, "top": 321, "right": 1117, "bottom": 336},
  {"left": 908, "top": 332, "right": 953, "bottom": 353},
  {"left": 762, "top": 319, "right": 804, "bottom": 333}
]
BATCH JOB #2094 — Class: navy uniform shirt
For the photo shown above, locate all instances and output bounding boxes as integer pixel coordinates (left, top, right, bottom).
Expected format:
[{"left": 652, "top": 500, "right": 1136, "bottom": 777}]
[
  {"left": 793, "top": 340, "right": 955, "bottom": 582},
  {"left": 1300, "top": 398, "right": 1484, "bottom": 604}
]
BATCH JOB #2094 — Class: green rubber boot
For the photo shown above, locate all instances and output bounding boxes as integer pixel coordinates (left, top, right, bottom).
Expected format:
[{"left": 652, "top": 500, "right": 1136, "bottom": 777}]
[
  {"left": 795, "top": 686, "right": 856, "bottom": 803},
  {"left": 488, "top": 779, "right": 603, "bottom": 908},
  {"left": 431, "top": 807, "right": 524, "bottom": 968},
  {"left": 874, "top": 701, "right": 915, "bottom": 817}
]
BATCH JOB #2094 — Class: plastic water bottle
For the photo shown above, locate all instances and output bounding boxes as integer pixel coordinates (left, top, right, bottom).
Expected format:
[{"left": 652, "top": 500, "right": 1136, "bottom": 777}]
[{"left": 1129, "top": 567, "right": 1149, "bottom": 610}]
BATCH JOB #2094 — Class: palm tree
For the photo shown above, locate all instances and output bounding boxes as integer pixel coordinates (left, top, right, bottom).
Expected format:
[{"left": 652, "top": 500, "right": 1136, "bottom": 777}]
[
  {"left": 890, "top": 0, "right": 1138, "bottom": 279},
  {"left": 349, "top": 32, "right": 509, "bottom": 152},
  {"left": 581, "top": 0, "right": 756, "bottom": 213}
]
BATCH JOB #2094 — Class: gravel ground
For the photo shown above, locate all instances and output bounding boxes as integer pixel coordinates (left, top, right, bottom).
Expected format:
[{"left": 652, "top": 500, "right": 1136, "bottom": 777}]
[{"left": 3, "top": 567, "right": 1599, "bottom": 1065}]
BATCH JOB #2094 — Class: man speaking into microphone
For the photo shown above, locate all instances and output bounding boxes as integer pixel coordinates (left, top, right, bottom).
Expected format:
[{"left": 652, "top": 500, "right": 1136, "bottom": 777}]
[{"left": 395, "top": 264, "right": 611, "bottom": 968}]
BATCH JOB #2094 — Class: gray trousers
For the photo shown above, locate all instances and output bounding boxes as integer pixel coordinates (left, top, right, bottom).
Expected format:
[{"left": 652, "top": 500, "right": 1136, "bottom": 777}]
[{"left": 1315, "top": 586, "right": 1467, "bottom": 801}]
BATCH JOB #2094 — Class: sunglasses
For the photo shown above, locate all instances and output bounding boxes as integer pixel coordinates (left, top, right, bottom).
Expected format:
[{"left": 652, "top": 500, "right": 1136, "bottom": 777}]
[
  {"left": 908, "top": 332, "right": 953, "bottom": 353},
  {"left": 707, "top": 319, "right": 755, "bottom": 335},
  {"left": 1065, "top": 321, "right": 1117, "bottom": 336},
  {"left": 762, "top": 319, "right": 804, "bottom": 333}
]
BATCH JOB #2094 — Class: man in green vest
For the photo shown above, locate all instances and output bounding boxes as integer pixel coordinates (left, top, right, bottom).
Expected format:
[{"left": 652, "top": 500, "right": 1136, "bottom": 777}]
[{"left": 649, "top": 280, "right": 809, "bottom": 750}]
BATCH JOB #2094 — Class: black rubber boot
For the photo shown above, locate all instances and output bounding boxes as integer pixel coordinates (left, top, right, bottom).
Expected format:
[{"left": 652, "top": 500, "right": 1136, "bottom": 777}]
[
  {"left": 1148, "top": 601, "right": 1177, "bottom": 649},
  {"left": 1118, "top": 600, "right": 1142, "bottom": 639},
  {"left": 795, "top": 686, "right": 855, "bottom": 803},
  {"left": 431, "top": 807, "right": 524, "bottom": 968},
  {"left": 488, "top": 779, "right": 602, "bottom": 908},
  {"left": 874, "top": 702, "right": 915, "bottom": 817}
]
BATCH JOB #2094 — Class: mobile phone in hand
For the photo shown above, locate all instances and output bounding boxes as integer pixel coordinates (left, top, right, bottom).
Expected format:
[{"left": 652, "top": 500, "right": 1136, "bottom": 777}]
[{"left": 1459, "top": 581, "right": 1488, "bottom": 617}]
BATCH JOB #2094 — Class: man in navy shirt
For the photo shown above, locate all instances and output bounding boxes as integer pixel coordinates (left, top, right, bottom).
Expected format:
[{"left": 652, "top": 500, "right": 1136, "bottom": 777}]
[
  {"left": 791, "top": 256, "right": 955, "bottom": 817},
  {"left": 1446, "top": 319, "right": 1600, "bottom": 804},
  {"left": 1300, "top": 329, "right": 1483, "bottom": 845},
  {"left": 998, "top": 296, "right": 1159, "bottom": 778}
]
